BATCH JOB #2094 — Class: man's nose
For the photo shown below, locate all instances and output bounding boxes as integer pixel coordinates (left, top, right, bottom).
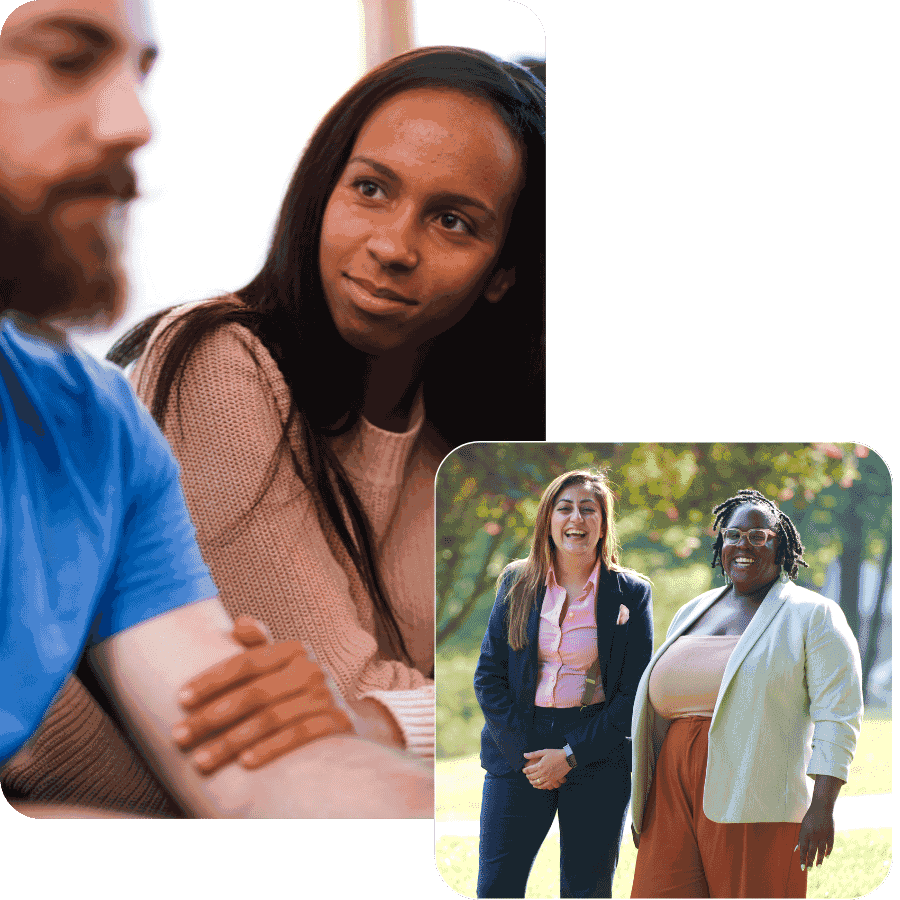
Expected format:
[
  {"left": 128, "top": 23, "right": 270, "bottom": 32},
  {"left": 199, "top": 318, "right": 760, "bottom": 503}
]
[{"left": 93, "top": 72, "right": 153, "bottom": 154}]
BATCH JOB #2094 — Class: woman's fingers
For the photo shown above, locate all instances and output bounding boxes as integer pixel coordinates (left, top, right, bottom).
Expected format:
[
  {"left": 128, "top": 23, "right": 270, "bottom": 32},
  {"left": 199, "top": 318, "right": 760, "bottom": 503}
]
[
  {"left": 174, "top": 653, "right": 328, "bottom": 748},
  {"left": 532, "top": 777, "right": 563, "bottom": 790},
  {"left": 178, "top": 641, "right": 307, "bottom": 709},
  {"left": 230, "top": 616, "right": 272, "bottom": 648},
  {"left": 814, "top": 833, "right": 833, "bottom": 867},
  {"left": 239, "top": 712, "right": 354, "bottom": 769},
  {"left": 797, "top": 806, "right": 835, "bottom": 870},
  {"left": 188, "top": 694, "right": 353, "bottom": 774}
]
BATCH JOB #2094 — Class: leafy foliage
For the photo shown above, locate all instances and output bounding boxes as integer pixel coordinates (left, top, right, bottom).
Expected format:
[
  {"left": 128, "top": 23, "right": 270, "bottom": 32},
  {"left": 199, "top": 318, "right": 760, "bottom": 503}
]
[{"left": 436, "top": 443, "right": 891, "bottom": 655}]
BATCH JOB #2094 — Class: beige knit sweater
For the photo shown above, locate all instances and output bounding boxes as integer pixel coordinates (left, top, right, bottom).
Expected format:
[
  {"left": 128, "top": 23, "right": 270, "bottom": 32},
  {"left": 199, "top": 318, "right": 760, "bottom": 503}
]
[{"left": 131, "top": 302, "right": 436, "bottom": 757}]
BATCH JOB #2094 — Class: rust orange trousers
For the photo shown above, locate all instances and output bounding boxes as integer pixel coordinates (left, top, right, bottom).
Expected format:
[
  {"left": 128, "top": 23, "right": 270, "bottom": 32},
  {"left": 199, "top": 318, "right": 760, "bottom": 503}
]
[{"left": 630, "top": 717, "right": 807, "bottom": 898}]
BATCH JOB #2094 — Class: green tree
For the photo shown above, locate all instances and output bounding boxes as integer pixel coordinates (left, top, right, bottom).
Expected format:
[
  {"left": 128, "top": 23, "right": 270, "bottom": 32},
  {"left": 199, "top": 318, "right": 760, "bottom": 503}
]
[{"left": 437, "top": 443, "right": 890, "bottom": 697}]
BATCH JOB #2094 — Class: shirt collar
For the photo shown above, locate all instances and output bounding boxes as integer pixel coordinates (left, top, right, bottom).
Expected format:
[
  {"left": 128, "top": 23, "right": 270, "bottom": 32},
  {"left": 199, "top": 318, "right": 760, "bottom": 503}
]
[{"left": 546, "top": 557, "right": 603, "bottom": 593}]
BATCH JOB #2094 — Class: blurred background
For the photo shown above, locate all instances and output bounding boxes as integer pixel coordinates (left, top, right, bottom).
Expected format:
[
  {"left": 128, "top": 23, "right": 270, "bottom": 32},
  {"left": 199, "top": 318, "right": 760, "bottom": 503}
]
[
  {"left": 71, "top": 0, "right": 545, "bottom": 359},
  {"left": 436, "top": 442, "right": 892, "bottom": 896}
]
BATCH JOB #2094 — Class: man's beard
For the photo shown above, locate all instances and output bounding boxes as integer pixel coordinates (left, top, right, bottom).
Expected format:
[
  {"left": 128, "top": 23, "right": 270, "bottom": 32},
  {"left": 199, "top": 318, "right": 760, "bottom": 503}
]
[{"left": 0, "top": 164, "right": 136, "bottom": 330}]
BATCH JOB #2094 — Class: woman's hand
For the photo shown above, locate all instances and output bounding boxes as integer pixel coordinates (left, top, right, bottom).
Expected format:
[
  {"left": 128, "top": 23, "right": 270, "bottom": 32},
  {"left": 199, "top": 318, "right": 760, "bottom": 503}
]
[
  {"left": 523, "top": 748, "right": 570, "bottom": 790},
  {"left": 172, "top": 617, "right": 354, "bottom": 774},
  {"left": 796, "top": 774, "right": 844, "bottom": 870}
]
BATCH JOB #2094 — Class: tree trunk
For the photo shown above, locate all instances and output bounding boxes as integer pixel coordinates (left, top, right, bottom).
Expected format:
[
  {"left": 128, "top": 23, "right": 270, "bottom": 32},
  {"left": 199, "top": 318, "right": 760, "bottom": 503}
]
[
  {"left": 861, "top": 534, "right": 891, "bottom": 704},
  {"left": 838, "top": 482, "right": 865, "bottom": 638}
]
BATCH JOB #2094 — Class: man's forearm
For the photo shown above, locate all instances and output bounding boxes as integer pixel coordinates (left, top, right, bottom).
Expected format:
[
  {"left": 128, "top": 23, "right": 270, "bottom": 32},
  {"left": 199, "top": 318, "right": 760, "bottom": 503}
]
[{"left": 88, "top": 598, "right": 432, "bottom": 818}]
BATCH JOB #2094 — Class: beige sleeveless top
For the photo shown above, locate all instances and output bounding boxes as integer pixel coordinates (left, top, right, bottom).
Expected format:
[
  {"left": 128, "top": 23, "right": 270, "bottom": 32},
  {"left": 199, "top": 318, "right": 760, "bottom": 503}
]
[{"left": 648, "top": 635, "right": 740, "bottom": 720}]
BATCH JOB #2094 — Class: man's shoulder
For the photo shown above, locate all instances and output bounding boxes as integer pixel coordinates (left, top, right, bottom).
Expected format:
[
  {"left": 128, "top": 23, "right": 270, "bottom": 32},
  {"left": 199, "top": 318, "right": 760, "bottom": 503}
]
[
  {"left": 2, "top": 315, "right": 139, "bottom": 419},
  {"left": 2, "top": 316, "right": 177, "bottom": 482}
]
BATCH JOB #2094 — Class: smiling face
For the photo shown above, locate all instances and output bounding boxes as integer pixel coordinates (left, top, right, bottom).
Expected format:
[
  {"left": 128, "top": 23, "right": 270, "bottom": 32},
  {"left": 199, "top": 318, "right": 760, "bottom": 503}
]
[
  {"left": 549, "top": 483, "right": 606, "bottom": 563},
  {"left": 317, "top": 87, "right": 523, "bottom": 357},
  {"left": 0, "top": 0, "right": 155, "bottom": 328},
  {"left": 720, "top": 503, "right": 782, "bottom": 594}
]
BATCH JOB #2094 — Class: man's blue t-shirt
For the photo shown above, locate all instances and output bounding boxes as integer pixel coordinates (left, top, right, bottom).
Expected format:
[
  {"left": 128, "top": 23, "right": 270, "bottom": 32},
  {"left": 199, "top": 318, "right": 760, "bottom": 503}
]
[{"left": 0, "top": 315, "right": 218, "bottom": 765}]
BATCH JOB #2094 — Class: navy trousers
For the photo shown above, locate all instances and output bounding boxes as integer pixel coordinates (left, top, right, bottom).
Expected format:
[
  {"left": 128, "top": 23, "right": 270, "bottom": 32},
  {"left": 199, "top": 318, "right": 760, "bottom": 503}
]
[{"left": 477, "top": 705, "right": 632, "bottom": 899}]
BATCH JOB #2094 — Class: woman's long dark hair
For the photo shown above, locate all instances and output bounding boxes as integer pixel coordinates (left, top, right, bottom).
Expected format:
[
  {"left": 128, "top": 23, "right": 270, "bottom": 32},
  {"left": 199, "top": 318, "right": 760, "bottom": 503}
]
[{"left": 108, "top": 47, "right": 546, "bottom": 666}]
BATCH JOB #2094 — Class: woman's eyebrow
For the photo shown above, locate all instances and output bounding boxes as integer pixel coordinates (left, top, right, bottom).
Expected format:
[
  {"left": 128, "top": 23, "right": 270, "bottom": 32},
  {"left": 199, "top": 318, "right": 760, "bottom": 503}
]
[
  {"left": 347, "top": 157, "right": 401, "bottom": 182},
  {"left": 346, "top": 156, "right": 497, "bottom": 221},
  {"left": 431, "top": 191, "right": 497, "bottom": 222}
]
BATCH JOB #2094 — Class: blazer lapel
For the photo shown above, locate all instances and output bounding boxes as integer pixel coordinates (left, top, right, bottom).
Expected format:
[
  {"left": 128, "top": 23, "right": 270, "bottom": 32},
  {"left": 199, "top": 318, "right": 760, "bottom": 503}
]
[
  {"left": 715, "top": 579, "right": 792, "bottom": 710},
  {"left": 595, "top": 569, "right": 622, "bottom": 696},
  {"left": 519, "top": 585, "right": 545, "bottom": 704}
]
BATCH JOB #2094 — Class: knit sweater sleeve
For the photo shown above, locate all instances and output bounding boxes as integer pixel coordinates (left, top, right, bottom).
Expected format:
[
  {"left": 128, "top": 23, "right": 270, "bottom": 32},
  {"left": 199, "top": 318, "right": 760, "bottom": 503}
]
[{"left": 131, "top": 310, "right": 434, "bottom": 759}]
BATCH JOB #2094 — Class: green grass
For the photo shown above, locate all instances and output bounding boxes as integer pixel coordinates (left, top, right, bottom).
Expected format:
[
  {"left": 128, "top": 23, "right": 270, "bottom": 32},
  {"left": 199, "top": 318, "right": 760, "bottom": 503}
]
[
  {"left": 436, "top": 829, "right": 893, "bottom": 899},
  {"left": 436, "top": 713, "right": 892, "bottom": 898}
]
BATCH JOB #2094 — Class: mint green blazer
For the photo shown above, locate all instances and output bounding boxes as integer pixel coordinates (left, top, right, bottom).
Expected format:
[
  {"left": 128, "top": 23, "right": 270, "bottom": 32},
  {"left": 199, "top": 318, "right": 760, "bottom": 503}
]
[{"left": 631, "top": 580, "right": 863, "bottom": 829}]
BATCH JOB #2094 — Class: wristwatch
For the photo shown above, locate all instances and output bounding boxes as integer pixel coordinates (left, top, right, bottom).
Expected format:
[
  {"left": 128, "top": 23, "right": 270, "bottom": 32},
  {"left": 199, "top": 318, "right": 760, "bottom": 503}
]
[{"left": 563, "top": 743, "right": 577, "bottom": 769}]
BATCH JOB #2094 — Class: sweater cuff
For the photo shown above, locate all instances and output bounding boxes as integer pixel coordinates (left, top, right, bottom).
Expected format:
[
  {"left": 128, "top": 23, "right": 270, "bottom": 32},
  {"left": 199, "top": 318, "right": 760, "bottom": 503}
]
[{"left": 360, "top": 686, "right": 435, "bottom": 760}]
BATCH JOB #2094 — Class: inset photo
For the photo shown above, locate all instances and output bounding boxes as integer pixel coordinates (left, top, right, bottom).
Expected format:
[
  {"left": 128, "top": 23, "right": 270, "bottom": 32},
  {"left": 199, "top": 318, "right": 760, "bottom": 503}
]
[{"left": 435, "top": 443, "right": 891, "bottom": 899}]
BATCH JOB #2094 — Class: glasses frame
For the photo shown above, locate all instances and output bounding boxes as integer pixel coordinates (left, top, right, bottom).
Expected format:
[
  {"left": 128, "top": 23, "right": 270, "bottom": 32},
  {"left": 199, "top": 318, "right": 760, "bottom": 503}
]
[{"left": 720, "top": 527, "right": 778, "bottom": 546}]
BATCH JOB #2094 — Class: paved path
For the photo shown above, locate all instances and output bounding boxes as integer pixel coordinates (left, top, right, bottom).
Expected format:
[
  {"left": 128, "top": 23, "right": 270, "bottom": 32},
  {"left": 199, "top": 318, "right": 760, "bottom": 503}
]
[{"left": 436, "top": 793, "right": 894, "bottom": 839}]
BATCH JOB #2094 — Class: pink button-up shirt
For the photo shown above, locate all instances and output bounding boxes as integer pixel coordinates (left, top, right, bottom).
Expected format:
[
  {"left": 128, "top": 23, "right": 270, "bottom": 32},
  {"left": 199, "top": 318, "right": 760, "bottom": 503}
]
[{"left": 534, "top": 561, "right": 606, "bottom": 708}]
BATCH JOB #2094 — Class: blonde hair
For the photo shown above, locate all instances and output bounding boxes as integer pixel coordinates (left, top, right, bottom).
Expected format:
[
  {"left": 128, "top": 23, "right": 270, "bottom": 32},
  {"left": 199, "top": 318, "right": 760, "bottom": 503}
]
[{"left": 501, "top": 469, "right": 638, "bottom": 651}]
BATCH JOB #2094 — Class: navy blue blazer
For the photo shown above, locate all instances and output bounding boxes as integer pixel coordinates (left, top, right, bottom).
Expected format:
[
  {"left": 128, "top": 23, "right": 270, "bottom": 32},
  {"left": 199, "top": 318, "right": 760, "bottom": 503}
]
[{"left": 474, "top": 565, "right": 653, "bottom": 775}]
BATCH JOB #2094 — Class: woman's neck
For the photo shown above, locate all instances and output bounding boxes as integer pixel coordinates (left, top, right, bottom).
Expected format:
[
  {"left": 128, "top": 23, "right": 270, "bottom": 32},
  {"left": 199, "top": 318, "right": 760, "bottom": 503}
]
[
  {"left": 731, "top": 576, "right": 779, "bottom": 605},
  {"left": 553, "top": 552, "right": 598, "bottom": 590},
  {"left": 361, "top": 347, "right": 426, "bottom": 432}
]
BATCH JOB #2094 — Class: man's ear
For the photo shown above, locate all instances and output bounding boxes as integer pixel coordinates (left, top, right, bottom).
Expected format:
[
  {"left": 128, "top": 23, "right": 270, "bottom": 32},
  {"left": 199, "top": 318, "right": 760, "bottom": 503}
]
[{"left": 483, "top": 267, "right": 516, "bottom": 304}]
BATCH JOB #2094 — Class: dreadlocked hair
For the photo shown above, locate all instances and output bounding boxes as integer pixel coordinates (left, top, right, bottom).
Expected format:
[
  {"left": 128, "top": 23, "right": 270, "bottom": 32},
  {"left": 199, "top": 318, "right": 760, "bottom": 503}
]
[{"left": 710, "top": 488, "right": 809, "bottom": 580}]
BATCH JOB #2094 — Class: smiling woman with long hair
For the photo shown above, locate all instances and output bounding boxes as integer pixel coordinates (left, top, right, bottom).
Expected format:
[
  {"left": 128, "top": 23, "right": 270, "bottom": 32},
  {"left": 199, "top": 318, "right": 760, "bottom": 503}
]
[
  {"left": 100, "top": 46, "right": 545, "bottom": 769},
  {"left": 474, "top": 470, "right": 652, "bottom": 897}
]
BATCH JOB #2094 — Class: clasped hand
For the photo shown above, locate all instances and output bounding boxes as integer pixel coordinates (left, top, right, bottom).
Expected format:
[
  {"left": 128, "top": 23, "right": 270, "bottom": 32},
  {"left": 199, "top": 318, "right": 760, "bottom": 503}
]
[
  {"left": 523, "top": 748, "right": 570, "bottom": 790},
  {"left": 171, "top": 617, "right": 353, "bottom": 774}
]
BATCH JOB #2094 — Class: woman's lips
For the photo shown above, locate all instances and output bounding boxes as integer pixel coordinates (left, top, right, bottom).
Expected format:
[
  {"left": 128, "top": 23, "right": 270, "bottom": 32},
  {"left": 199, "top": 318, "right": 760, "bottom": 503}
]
[{"left": 344, "top": 275, "right": 415, "bottom": 315}]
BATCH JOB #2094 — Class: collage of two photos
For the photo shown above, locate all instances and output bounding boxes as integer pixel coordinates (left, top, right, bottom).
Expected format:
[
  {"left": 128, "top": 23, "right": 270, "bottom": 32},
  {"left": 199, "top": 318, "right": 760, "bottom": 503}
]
[{"left": 2, "top": 0, "right": 896, "bottom": 898}]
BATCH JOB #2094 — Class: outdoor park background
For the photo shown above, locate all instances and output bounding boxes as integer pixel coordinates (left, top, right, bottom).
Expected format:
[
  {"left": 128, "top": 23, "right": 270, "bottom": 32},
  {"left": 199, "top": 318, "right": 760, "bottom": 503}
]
[{"left": 435, "top": 442, "right": 892, "bottom": 898}]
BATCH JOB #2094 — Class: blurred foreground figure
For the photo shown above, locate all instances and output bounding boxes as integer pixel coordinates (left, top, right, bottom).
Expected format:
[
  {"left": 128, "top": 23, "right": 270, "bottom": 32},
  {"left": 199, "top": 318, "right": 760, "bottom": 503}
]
[{"left": 0, "top": 0, "right": 432, "bottom": 818}]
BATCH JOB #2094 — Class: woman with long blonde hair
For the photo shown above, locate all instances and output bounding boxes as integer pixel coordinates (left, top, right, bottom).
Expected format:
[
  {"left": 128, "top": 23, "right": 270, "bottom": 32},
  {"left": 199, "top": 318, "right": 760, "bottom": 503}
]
[{"left": 474, "top": 469, "right": 653, "bottom": 897}]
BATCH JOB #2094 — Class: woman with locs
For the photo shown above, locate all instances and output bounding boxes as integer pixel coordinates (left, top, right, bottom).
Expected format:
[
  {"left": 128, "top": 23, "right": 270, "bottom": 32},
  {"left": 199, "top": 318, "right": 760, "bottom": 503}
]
[
  {"left": 474, "top": 470, "right": 653, "bottom": 898},
  {"left": 630, "top": 489, "right": 863, "bottom": 898}
]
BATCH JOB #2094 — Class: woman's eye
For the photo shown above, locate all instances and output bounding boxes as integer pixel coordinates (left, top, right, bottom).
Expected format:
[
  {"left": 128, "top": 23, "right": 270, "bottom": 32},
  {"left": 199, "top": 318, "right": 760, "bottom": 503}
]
[
  {"left": 438, "top": 213, "right": 472, "bottom": 234},
  {"left": 356, "top": 180, "right": 383, "bottom": 199}
]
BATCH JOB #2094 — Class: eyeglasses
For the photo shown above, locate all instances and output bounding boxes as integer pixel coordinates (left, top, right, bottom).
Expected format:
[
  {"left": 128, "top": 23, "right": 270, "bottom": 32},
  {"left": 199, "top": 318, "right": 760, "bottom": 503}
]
[{"left": 721, "top": 528, "right": 777, "bottom": 546}]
